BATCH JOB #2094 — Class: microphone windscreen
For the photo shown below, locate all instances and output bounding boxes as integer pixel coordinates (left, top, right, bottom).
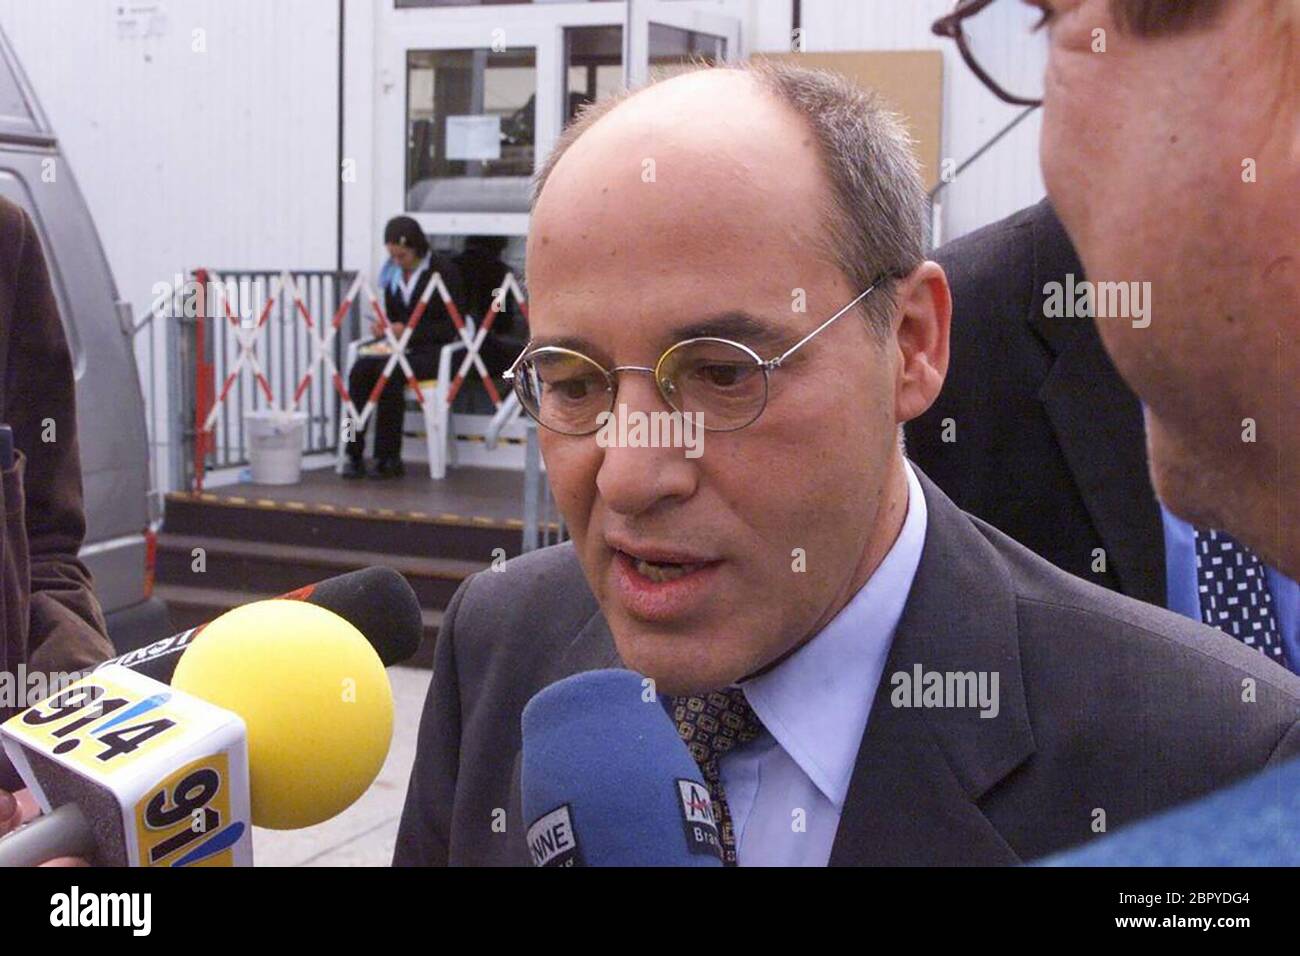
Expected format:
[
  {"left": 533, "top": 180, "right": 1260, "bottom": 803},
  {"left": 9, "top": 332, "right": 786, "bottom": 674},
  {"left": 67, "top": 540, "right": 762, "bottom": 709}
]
[
  {"left": 172, "top": 600, "right": 394, "bottom": 829},
  {"left": 521, "top": 669, "right": 723, "bottom": 867}
]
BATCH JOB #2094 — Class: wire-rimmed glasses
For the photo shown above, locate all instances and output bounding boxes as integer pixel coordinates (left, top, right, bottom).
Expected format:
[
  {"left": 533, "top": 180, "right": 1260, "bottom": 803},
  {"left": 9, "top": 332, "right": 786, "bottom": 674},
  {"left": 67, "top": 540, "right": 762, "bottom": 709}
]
[{"left": 504, "top": 275, "right": 898, "bottom": 436}]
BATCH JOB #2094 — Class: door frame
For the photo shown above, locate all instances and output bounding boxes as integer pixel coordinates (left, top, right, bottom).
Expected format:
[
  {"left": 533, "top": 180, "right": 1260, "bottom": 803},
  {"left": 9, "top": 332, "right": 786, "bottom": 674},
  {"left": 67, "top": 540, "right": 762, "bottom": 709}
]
[
  {"left": 627, "top": 0, "right": 741, "bottom": 88},
  {"left": 375, "top": 1, "right": 743, "bottom": 242}
]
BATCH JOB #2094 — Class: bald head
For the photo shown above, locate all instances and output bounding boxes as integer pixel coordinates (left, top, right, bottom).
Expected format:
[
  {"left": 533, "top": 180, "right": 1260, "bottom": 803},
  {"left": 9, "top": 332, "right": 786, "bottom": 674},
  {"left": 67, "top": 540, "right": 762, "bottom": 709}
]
[
  {"left": 531, "top": 61, "right": 926, "bottom": 329},
  {"left": 531, "top": 70, "right": 832, "bottom": 317},
  {"left": 537, "top": 67, "right": 800, "bottom": 202}
]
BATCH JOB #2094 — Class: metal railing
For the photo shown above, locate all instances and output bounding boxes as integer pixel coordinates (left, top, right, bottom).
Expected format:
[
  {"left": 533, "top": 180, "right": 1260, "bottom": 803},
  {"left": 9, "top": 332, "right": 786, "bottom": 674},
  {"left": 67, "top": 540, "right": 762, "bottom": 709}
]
[
  {"left": 520, "top": 420, "right": 566, "bottom": 553},
  {"left": 168, "top": 269, "right": 360, "bottom": 491},
  {"left": 160, "top": 264, "right": 564, "bottom": 550},
  {"left": 486, "top": 392, "right": 566, "bottom": 553}
]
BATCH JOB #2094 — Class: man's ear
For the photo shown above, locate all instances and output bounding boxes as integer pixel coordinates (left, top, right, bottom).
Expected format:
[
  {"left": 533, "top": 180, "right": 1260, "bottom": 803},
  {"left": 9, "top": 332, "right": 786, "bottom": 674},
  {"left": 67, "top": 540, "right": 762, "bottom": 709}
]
[{"left": 892, "top": 260, "right": 951, "bottom": 424}]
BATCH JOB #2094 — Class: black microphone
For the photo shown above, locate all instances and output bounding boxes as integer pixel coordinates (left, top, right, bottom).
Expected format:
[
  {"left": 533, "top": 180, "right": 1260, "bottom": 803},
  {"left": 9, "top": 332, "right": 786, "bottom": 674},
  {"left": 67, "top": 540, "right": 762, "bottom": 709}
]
[{"left": 99, "top": 566, "right": 423, "bottom": 683}]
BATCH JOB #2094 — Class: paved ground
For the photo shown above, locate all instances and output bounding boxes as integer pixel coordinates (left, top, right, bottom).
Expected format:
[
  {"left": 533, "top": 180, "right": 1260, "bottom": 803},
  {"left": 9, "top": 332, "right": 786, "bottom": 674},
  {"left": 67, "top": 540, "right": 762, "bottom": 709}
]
[{"left": 250, "top": 665, "right": 431, "bottom": 866}]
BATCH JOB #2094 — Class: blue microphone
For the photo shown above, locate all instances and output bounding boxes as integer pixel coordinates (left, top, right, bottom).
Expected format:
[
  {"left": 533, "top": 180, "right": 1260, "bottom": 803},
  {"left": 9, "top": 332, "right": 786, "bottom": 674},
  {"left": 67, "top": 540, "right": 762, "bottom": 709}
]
[
  {"left": 520, "top": 669, "right": 723, "bottom": 867},
  {"left": 1038, "top": 757, "right": 1300, "bottom": 866}
]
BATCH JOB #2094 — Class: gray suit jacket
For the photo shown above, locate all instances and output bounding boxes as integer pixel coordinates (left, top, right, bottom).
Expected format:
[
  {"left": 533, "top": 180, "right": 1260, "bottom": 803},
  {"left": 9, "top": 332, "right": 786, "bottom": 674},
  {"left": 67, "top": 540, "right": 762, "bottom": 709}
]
[{"left": 393, "top": 470, "right": 1300, "bottom": 866}]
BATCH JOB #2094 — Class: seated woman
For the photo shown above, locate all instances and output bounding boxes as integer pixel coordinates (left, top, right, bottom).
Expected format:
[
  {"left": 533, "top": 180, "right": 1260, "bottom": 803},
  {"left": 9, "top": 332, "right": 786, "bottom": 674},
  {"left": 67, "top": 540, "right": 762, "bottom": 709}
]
[{"left": 343, "top": 216, "right": 463, "bottom": 479}]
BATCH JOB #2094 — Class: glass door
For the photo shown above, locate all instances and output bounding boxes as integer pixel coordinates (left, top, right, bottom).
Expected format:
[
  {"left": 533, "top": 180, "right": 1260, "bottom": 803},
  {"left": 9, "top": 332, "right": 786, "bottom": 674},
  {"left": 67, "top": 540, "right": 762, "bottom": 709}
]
[
  {"left": 379, "top": 15, "right": 553, "bottom": 240},
  {"left": 377, "top": 2, "right": 742, "bottom": 241},
  {"left": 627, "top": 0, "right": 740, "bottom": 87}
]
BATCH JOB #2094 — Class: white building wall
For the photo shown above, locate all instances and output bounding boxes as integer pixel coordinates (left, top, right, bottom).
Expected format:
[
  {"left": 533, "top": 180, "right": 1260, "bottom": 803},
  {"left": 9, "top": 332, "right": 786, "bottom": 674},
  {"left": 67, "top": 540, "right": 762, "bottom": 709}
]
[
  {"left": 0, "top": 0, "right": 342, "bottom": 310},
  {"left": 0, "top": 0, "right": 1043, "bottom": 319},
  {"left": 342, "top": 0, "right": 378, "bottom": 283},
  {"left": 623, "top": 0, "right": 1045, "bottom": 243},
  {"left": 0, "top": 0, "right": 1045, "bottom": 318},
  {"left": 0, "top": 0, "right": 1047, "bottom": 490},
  {"left": 795, "top": 0, "right": 1046, "bottom": 243},
  {"left": 0, "top": 0, "right": 345, "bottom": 491}
]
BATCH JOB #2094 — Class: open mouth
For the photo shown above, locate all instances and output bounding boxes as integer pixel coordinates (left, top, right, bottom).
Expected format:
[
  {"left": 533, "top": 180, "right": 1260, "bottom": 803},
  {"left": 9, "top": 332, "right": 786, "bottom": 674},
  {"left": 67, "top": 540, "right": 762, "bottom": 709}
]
[
  {"left": 608, "top": 547, "right": 723, "bottom": 621},
  {"left": 611, "top": 546, "right": 718, "bottom": 581},
  {"left": 630, "top": 556, "right": 706, "bottom": 583}
]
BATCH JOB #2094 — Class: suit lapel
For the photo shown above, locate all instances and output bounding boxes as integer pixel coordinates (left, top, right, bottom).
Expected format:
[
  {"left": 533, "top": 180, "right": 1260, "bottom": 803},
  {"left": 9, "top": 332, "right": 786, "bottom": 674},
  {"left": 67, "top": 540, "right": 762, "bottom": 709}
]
[
  {"left": 550, "top": 610, "right": 624, "bottom": 680},
  {"left": 507, "top": 609, "right": 624, "bottom": 865},
  {"left": 1023, "top": 202, "right": 1166, "bottom": 606},
  {"left": 830, "top": 471, "right": 1034, "bottom": 865}
]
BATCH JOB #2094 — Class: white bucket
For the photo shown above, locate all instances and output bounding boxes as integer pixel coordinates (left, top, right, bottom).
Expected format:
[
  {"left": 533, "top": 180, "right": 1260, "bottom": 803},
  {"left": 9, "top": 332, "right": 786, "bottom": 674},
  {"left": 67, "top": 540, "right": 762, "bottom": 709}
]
[{"left": 245, "top": 410, "right": 308, "bottom": 485}]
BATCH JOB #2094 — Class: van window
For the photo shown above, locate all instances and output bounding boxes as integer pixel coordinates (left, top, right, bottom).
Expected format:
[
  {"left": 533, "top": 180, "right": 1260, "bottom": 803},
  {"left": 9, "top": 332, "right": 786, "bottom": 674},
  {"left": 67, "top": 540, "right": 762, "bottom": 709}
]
[
  {"left": 0, "top": 48, "right": 38, "bottom": 134},
  {"left": 0, "top": 171, "right": 84, "bottom": 374}
]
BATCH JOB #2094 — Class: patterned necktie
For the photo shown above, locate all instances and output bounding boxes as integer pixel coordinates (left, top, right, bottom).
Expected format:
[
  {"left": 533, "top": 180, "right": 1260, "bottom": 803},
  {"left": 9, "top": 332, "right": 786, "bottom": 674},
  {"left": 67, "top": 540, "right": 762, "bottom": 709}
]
[
  {"left": 670, "top": 687, "right": 765, "bottom": 866},
  {"left": 1194, "top": 528, "right": 1288, "bottom": 667}
]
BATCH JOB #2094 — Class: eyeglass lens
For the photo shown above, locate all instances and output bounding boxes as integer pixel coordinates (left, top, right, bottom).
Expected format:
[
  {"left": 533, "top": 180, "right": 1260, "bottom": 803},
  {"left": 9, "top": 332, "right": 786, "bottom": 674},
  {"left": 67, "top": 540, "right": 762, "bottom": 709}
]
[{"left": 515, "top": 339, "right": 769, "bottom": 435}]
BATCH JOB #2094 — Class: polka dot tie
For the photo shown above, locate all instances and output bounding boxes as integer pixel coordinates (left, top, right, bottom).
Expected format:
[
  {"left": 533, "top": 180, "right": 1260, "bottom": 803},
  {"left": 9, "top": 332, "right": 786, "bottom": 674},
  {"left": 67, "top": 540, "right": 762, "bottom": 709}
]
[
  {"left": 1194, "top": 528, "right": 1288, "bottom": 667},
  {"left": 671, "top": 687, "right": 764, "bottom": 866}
]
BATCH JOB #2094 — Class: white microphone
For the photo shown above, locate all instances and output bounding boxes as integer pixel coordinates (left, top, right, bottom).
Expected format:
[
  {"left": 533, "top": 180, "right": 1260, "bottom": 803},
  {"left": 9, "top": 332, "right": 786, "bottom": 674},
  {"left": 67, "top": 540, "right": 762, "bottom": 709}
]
[{"left": 0, "top": 664, "right": 252, "bottom": 867}]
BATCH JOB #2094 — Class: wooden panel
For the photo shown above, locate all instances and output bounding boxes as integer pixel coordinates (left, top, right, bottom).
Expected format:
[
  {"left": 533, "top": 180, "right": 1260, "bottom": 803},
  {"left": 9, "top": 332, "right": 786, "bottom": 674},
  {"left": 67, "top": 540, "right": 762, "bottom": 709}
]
[{"left": 754, "top": 50, "right": 944, "bottom": 192}]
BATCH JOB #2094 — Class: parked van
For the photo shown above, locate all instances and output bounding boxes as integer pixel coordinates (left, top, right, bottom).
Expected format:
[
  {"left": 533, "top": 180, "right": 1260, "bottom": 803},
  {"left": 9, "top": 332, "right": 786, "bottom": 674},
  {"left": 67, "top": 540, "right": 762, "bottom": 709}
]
[{"left": 0, "top": 27, "right": 169, "bottom": 650}]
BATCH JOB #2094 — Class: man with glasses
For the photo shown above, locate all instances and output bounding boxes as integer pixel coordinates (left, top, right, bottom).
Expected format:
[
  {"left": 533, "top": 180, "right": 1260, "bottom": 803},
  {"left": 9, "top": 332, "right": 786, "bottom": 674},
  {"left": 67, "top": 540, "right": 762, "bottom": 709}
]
[
  {"left": 919, "top": 0, "right": 1300, "bottom": 672},
  {"left": 931, "top": 0, "right": 1300, "bottom": 863},
  {"left": 394, "top": 59, "right": 1300, "bottom": 867},
  {"left": 932, "top": 0, "right": 1297, "bottom": 580}
]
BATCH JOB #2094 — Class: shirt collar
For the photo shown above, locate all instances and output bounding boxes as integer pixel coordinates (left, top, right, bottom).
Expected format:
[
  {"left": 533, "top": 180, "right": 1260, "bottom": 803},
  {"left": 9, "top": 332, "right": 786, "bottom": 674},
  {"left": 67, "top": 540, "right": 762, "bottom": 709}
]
[
  {"left": 397, "top": 253, "right": 432, "bottom": 300},
  {"left": 740, "top": 459, "right": 928, "bottom": 809}
]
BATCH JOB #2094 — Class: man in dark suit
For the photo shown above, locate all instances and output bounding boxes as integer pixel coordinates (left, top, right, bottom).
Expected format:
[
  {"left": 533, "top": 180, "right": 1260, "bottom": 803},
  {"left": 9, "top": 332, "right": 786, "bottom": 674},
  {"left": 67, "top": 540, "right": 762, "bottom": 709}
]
[
  {"left": 927, "top": 0, "right": 1300, "bottom": 865},
  {"left": 908, "top": 200, "right": 1163, "bottom": 605},
  {"left": 394, "top": 61, "right": 1300, "bottom": 867},
  {"left": 396, "top": 484, "right": 1300, "bottom": 866},
  {"left": 909, "top": 200, "right": 1299, "bottom": 672}
]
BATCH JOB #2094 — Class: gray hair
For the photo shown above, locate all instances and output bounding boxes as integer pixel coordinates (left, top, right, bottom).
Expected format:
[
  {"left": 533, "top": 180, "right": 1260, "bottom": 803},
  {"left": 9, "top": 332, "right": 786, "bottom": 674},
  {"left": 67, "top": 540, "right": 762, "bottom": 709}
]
[{"left": 532, "top": 59, "right": 927, "bottom": 335}]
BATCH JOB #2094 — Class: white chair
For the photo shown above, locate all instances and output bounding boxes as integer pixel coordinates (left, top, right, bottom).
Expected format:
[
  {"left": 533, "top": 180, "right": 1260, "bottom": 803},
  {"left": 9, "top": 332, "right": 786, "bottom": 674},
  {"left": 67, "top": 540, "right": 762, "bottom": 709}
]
[{"left": 336, "top": 336, "right": 467, "bottom": 479}]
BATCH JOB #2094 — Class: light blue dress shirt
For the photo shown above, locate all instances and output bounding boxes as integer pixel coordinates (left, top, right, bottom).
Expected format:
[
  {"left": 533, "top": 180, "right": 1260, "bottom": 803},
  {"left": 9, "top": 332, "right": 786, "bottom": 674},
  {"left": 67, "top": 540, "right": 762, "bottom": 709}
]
[
  {"left": 723, "top": 461, "right": 928, "bottom": 866},
  {"left": 1161, "top": 506, "right": 1300, "bottom": 672},
  {"left": 380, "top": 252, "right": 432, "bottom": 305}
]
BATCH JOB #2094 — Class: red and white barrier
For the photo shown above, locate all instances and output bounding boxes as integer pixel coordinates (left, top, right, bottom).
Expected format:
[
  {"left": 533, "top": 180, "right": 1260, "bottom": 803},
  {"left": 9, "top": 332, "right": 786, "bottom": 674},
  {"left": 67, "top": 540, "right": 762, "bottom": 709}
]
[
  {"left": 192, "top": 264, "right": 530, "bottom": 485},
  {"left": 284, "top": 271, "right": 358, "bottom": 421},
  {"left": 445, "top": 271, "right": 529, "bottom": 407},
  {"left": 200, "top": 270, "right": 279, "bottom": 434}
]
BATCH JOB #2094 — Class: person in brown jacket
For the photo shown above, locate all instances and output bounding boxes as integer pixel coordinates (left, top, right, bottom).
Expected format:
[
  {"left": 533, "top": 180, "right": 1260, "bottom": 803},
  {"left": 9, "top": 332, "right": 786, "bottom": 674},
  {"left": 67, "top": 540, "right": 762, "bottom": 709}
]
[{"left": 0, "top": 195, "right": 113, "bottom": 823}]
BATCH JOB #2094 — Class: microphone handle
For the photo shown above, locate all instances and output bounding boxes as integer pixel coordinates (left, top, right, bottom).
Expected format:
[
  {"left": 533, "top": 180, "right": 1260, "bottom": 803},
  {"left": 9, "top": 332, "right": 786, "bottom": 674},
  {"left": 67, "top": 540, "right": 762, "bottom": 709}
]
[{"left": 0, "top": 803, "right": 96, "bottom": 867}]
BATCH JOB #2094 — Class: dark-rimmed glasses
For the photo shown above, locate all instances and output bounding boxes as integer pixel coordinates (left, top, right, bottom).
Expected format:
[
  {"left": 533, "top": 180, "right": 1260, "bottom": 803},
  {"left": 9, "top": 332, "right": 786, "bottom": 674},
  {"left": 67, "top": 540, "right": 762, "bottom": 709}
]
[{"left": 932, "top": 0, "right": 1048, "bottom": 107}]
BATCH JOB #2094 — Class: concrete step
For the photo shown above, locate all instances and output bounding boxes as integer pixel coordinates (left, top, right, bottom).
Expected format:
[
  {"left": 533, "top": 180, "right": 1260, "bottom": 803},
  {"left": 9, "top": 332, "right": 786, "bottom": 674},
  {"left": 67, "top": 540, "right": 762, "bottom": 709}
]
[
  {"left": 163, "top": 493, "right": 522, "bottom": 564},
  {"left": 155, "top": 532, "right": 483, "bottom": 610}
]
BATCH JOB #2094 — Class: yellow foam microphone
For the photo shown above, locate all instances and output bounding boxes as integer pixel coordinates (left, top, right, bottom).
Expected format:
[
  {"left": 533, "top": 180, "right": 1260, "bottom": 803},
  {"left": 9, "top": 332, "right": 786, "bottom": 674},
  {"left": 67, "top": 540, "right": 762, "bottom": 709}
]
[
  {"left": 0, "top": 599, "right": 395, "bottom": 865},
  {"left": 172, "top": 600, "right": 395, "bottom": 830}
]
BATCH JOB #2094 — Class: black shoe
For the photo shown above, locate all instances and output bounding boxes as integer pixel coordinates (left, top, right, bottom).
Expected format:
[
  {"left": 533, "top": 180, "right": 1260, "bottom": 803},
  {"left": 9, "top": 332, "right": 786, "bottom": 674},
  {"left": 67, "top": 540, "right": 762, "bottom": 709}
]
[
  {"left": 369, "top": 457, "right": 405, "bottom": 480},
  {"left": 341, "top": 457, "right": 367, "bottom": 480}
]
